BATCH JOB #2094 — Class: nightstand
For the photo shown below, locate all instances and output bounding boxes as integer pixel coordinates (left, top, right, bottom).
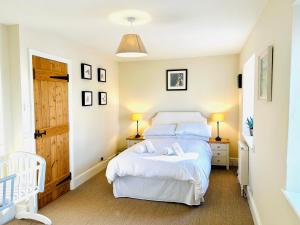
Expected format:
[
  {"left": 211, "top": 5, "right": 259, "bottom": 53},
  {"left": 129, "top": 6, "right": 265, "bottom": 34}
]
[
  {"left": 126, "top": 135, "right": 145, "bottom": 148},
  {"left": 209, "top": 138, "right": 230, "bottom": 170}
]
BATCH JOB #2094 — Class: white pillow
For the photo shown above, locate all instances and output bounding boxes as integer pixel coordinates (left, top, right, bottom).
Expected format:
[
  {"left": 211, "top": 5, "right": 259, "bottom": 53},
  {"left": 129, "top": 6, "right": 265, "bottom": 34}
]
[
  {"left": 175, "top": 122, "right": 211, "bottom": 137},
  {"left": 172, "top": 143, "right": 185, "bottom": 157},
  {"left": 143, "top": 124, "right": 176, "bottom": 136},
  {"left": 143, "top": 135, "right": 176, "bottom": 139},
  {"left": 176, "top": 135, "right": 209, "bottom": 142}
]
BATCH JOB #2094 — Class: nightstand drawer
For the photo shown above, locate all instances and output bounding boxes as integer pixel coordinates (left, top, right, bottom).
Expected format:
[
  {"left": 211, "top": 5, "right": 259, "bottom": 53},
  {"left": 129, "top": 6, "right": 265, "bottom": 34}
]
[
  {"left": 212, "top": 156, "right": 227, "bottom": 165},
  {"left": 210, "top": 143, "right": 228, "bottom": 151},
  {"left": 209, "top": 138, "right": 230, "bottom": 169},
  {"left": 213, "top": 150, "right": 227, "bottom": 157},
  {"left": 129, "top": 140, "right": 141, "bottom": 146}
]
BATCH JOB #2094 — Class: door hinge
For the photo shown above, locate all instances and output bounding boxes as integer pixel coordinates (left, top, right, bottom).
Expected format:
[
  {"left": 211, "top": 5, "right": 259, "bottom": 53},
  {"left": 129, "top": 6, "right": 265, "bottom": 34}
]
[
  {"left": 50, "top": 74, "right": 69, "bottom": 82},
  {"left": 56, "top": 172, "right": 72, "bottom": 187}
]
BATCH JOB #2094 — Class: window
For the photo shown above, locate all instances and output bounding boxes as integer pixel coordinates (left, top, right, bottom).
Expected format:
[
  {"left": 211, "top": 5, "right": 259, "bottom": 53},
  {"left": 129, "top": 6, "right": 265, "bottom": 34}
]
[{"left": 242, "top": 54, "right": 255, "bottom": 136}]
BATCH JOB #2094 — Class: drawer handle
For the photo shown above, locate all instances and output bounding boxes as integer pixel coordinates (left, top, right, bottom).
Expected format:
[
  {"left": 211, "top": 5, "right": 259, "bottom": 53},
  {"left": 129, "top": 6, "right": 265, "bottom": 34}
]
[
  {"left": 217, "top": 146, "right": 220, "bottom": 148},
  {"left": 217, "top": 160, "right": 220, "bottom": 162},
  {"left": 217, "top": 153, "right": 220, "bottom": 155}
]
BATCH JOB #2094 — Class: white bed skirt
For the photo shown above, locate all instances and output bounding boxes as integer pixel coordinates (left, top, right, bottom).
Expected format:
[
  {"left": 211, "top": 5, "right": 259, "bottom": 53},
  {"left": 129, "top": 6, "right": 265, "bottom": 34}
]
[{"left": 113, "top": 176, "right": 205, "bottom": 206}]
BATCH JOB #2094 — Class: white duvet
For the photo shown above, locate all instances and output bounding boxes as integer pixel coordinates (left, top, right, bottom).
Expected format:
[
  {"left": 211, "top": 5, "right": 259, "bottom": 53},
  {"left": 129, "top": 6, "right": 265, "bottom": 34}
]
[{"left": 106, "top": 138, "right": 212, "bottom": 200}]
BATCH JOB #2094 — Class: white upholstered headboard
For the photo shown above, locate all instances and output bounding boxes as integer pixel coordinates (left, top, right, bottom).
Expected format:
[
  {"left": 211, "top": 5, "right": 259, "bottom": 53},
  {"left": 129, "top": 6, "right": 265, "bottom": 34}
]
[{"left": 151, "top": 112, "right": 207, "bottom": 125}]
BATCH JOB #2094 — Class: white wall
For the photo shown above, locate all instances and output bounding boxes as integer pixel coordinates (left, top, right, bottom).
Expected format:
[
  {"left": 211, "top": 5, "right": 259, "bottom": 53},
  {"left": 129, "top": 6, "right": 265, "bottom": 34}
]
[
  {"left": 4, "top": 25, "right": 120, "bottom": 179},
  {"left": 0, "top": 24, "right": 7, "bottom": 155},
  {"left": 240, "top": 0, "right": 300, "bottom": 224},
  {"left": 8, "top": 25, "right": 23, "bottom": 153},
  {"left": 119, "top": 55, "right": 239, "bottom": 158},
  {"left": 0, "top": 24, "right": 21, "bottom": 155}
]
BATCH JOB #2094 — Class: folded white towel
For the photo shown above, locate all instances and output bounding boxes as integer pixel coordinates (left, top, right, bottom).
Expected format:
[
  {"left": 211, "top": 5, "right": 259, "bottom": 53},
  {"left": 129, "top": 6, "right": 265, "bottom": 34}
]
[
  {"left": 144, "top": 140, "right": 156, "bottom": 153},
  {"left": 166, "top": 147, "right": 176, "bottom": 155},
  {"left": 133, "top": 143, "right": 147, "bottom": 153},
  {"left": 172, "top": 143, "right": 185, "bottom": 157}
]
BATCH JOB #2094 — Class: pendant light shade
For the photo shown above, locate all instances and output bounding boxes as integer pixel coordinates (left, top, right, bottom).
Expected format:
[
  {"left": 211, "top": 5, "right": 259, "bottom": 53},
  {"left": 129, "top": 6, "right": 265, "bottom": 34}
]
[{"left": 116, "top": 34, "right": 147, "bottom": 58}]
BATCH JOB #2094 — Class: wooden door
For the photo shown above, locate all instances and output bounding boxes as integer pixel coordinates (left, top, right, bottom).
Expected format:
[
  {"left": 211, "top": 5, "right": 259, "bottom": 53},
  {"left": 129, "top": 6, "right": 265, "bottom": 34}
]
[{"left": 32, "top": 56, "right": 70, "bottom": 208}]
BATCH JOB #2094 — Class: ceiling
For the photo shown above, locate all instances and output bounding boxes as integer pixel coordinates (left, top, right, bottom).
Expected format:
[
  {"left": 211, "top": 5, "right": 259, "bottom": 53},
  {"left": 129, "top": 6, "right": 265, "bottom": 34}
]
[{"left": 0, "top": 0, "right": 267, "bottom": 61}]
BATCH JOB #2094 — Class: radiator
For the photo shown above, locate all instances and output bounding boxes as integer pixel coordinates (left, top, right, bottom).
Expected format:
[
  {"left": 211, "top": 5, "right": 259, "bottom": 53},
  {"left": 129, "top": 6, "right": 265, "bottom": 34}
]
[{"left": 238, "top": 141, "right": 249, "bottom": 197}]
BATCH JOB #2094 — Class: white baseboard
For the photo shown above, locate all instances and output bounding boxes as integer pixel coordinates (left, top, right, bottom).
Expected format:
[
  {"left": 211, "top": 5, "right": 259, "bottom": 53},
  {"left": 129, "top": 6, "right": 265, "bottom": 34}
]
[
  {"left": 247, "top": 187, "right": 262, "bottom": 225},
  {"left": 230, "top": 157, "right": 238, "bottom": 166},
  {"left": 70, "top": 154, "right": 116, "bottom": 190}
]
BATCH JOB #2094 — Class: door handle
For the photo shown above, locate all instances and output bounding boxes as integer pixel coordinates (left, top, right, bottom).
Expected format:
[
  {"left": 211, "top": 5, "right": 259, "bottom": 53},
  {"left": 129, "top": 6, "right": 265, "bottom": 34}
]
[{"left": 34, "top": 130, "right": 47, "bottom": 139}]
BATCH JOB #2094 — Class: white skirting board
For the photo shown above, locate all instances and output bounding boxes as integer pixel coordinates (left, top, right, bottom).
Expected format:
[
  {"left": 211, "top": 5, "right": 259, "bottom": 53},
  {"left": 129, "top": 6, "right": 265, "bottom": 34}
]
[
  {"left": 247, "top": 186, "right": 262, "bottom": 225},
  {"left": 71, "top": 154, "right": 116, "bottom": 190},
  {"left": 230, "top": 157, "right": 238, "bottom": 166}
]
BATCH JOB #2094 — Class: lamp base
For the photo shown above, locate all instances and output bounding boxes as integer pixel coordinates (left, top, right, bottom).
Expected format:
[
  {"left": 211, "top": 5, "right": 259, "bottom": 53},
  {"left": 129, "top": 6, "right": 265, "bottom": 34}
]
[
  {"left": 135, "top": 134, "right": 141, "bottom": 138},
  {"left": 215, "top": 136, "right": 222, "bottom": 141}
]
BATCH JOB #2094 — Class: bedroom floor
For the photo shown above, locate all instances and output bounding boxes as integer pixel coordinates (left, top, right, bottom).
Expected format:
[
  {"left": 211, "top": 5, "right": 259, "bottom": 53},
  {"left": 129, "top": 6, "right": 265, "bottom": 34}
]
[{"left": 8, "top": 168, "right": 254, "bottom": 225}]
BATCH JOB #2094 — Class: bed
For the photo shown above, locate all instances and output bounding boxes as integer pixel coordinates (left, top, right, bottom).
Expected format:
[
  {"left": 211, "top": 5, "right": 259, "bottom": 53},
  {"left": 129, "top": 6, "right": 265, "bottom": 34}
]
[{"left": 106, "top": 112, "right": 212, "bottom": 205}]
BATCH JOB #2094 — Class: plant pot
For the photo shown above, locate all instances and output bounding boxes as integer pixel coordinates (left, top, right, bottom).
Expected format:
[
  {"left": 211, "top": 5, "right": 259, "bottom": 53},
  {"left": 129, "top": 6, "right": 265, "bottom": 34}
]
[{"left": 250, "top": 128, "right": 253, "bottom": 136}]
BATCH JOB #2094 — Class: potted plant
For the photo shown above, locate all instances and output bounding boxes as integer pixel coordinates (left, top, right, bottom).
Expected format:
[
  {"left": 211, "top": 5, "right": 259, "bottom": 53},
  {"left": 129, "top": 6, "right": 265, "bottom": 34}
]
[{"left": 246, "top": 117, "right": 254, "bottom": 136}]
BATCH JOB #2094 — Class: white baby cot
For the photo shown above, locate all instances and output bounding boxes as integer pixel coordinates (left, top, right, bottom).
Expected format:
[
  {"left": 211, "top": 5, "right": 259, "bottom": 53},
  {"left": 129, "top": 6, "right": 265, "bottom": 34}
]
[{"left": 0, "top": 152, "right": 51, "bottom": 224}]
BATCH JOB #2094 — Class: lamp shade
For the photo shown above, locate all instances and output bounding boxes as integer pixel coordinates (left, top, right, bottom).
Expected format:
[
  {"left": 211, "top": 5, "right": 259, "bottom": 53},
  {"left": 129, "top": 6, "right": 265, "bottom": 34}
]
[
  {"left": 116, "top": 34, "right": 147, "bottom": 58},
  {"left": 131, "top": 113, "right": 143, "bottom": 121},
  {"left": 211, "top": 113, "right": 225, "bottom": 122}
]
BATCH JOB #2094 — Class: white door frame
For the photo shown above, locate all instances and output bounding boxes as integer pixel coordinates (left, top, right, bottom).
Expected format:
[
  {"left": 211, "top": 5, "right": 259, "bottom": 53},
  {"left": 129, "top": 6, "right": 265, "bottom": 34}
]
[{"left": 28, "top": 49, "right": 75, "bottom": 190}]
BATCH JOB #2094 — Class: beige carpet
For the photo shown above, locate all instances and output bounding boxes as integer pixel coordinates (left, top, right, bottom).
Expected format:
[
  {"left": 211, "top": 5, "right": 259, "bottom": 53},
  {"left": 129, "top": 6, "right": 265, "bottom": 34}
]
[{"left": 8, "top": 168, "right": 254, "bottom": 225}]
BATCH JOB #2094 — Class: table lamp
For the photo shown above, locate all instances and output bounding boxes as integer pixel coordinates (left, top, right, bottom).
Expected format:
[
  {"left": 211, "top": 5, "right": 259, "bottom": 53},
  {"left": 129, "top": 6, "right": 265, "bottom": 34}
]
[
  {"left": 211, "top": 113, "right": 225, "bottom": 141},
  {"left": 131, "top": 113, "right": 143, "bottom": 138}
]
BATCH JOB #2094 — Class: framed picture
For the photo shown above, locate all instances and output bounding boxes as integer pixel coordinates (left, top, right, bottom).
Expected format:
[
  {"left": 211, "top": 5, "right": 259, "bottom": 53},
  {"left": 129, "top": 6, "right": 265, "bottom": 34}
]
[
  {"left": 98, "top": 68, "right": 106, "bottom": 82},
  {"left": 166, "top": 69, "right": 188, "bottom": 91},
  {"left": 81, "top": 63, "right": 92, "bottom": 80},
  {"left": 98, "top": 92, "right": 107, "bottom": 105},
  {"left": 258, "top": 46, "right": 273, "bottom": 101},
  {"left": 82, "top": 91, "right": 93, "bottom": 106}
]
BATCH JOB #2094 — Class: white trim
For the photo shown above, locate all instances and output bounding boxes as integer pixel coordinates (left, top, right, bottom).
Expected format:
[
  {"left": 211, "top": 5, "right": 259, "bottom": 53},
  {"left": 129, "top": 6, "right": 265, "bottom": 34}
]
[
  {"left": 294, "top": 0, "right": 300, "bottom": 6},
  {"left": 229, "top": 157, "right": 238, "bottom": 166},
  {"left": 247, "top": 186, "right": 262, "bottom": 225},
  {"left": 71, "top": 154, "right": 116, "bottom": 189},
  {"left": 27, "top": 49, "right": 75, "bottom": 187}
]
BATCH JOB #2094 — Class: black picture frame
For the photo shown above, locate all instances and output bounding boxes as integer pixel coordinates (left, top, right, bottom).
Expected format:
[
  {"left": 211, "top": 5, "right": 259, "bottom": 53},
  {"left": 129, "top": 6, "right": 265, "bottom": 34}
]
[
  {"left": 81, "top": 63, "right": 92, "bottom": 80},
  {"left": 98, "top": 68, "right": 106, "bottom": 82},
  {"left": 166, "top": 69, "right": 188, "bottom": 91},
  {"left": 82, "top": 91, "right": 93, "bottom": 106},
  {"left": 98, "top": 92, "right": 107, "bottom": 105}
]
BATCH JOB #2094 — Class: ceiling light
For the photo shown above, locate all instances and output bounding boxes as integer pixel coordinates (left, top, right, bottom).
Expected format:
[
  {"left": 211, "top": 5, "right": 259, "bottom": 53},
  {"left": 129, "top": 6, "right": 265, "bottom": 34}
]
[
  {"left": 115, "top": 17, "right": 147, "bottom": 58},
  {"left": 109, "top": 10, "right": 151, "bottom": 26}
]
